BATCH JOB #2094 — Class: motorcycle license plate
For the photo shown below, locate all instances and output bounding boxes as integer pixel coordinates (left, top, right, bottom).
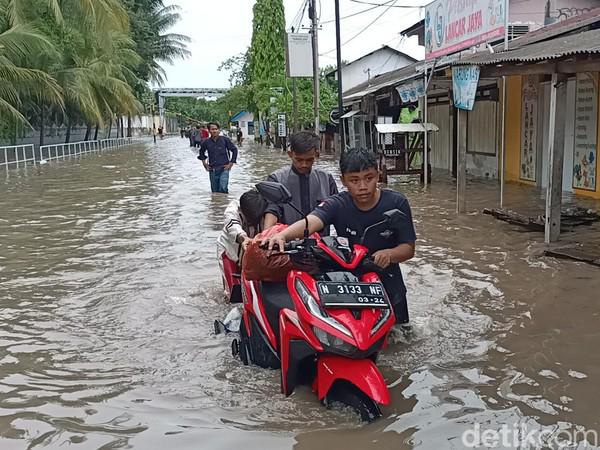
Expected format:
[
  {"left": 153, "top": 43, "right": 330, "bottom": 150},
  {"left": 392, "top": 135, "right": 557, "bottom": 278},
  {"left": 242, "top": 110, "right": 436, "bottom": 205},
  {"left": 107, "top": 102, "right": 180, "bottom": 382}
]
[{"left": 317, "top": 282, "right": 388, "bottom": 308}]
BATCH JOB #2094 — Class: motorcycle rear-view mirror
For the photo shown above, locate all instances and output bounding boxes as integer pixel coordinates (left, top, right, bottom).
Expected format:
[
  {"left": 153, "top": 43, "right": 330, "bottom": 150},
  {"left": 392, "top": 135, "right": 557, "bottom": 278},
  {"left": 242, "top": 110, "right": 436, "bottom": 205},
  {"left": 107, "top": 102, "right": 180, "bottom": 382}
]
[
  {"left": 383, "top": 209, "right": 406, "bottom": 227},
  {"left": 360, "top": 209, "right": 407, "bottom": 246},
  {"left": 256, "top": 181, "right": 293, "bottom": 204}
]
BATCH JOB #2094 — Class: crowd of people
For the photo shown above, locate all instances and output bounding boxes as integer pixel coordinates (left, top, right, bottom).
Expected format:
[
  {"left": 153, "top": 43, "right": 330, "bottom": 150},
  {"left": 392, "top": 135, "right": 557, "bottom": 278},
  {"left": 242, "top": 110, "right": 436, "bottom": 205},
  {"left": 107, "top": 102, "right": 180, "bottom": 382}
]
[{"left": 205, "top": 129, "right": 417, "bottom": 331}]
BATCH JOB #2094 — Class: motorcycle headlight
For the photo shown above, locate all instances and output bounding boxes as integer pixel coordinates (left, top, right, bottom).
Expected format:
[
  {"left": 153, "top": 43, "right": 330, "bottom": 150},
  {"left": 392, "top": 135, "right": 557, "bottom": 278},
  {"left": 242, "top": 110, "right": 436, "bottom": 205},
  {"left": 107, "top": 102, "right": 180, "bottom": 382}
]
[
  {"left": 371, "top": 307, "right": 392, "bottom": 335},
  {"left": 294, "top": 279, "right": 352, "bottom": 338},
  {"left": 312, "top": 326, "right": 356, "bottom": 354}
]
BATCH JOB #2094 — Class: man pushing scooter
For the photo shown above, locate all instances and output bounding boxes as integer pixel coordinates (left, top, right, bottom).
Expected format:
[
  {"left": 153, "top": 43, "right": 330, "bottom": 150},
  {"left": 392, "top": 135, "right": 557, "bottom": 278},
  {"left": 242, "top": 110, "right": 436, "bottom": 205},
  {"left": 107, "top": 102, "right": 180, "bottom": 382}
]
[{"left": 260, "top": 147, "right": 416, "bottom": 330}]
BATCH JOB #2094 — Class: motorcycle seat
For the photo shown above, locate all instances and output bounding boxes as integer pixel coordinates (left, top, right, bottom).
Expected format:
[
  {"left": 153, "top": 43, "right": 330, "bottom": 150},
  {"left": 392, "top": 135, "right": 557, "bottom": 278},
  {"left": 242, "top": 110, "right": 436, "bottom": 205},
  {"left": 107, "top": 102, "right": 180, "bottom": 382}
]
[{"left": 260, "top": 282, "right": 295, "bottom": 340}]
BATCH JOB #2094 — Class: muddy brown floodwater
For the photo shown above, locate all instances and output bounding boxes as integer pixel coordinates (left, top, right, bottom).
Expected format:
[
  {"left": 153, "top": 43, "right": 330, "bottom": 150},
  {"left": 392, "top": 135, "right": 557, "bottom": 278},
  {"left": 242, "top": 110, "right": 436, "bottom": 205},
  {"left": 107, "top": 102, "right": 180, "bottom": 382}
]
[{"left": 0, "top": 138, "right": 599, "bottom": 450}]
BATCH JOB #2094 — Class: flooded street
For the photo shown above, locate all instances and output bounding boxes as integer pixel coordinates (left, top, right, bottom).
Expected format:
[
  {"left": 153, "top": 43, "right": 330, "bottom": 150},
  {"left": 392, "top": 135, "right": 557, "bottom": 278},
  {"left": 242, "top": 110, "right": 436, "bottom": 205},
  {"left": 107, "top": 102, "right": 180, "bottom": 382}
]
[{"left": 1, "top": 138, "right": 599, "bottom": 449}]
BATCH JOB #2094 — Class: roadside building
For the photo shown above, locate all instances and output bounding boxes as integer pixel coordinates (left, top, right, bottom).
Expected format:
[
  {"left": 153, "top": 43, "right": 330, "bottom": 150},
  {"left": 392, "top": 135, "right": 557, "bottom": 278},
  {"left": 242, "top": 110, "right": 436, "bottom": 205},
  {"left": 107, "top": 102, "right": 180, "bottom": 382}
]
[
  {"left": 338, "top": 0, "right": 599, "bottom": 175},
  {"left": 326, "top": 45, "right": 417, "bottom": 93},
  {"left": 454, "top": 11, "right": 600, "bottom": 241},
  {"left": 230, "top": 111, "right": 255, "bottom": 141}
]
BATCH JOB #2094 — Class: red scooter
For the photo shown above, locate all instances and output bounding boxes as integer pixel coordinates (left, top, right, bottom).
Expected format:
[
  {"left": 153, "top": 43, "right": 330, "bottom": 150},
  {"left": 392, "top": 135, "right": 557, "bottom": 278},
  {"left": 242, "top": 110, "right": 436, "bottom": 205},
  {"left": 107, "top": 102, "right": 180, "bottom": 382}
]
[{"left": 230, "top": 181, "right": 403, "bottom": 421}]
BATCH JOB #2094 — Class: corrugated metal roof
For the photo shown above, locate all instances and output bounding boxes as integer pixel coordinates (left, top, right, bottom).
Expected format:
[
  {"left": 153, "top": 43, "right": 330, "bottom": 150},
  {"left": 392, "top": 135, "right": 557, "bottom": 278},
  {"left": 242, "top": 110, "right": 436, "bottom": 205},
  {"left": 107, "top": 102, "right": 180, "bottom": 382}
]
[
  {"left": 342, "top": 62, "right": 422, "bottom": 100},
  {"left": 455, "top": 28, "right": 600, "bottom": 66}
]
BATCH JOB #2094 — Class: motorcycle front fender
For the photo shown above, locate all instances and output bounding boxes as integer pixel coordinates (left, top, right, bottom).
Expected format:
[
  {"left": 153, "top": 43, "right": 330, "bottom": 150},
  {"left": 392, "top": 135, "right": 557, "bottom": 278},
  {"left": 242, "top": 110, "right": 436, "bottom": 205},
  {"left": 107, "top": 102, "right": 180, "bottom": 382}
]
[{"left": 315, "top": 355, "right": 390, "bottom": 405}]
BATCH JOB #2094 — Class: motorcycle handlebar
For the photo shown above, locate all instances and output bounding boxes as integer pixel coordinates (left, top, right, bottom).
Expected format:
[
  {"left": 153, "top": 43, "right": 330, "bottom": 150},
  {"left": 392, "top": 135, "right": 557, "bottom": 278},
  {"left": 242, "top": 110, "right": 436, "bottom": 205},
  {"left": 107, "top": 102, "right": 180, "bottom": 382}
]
[{"left": 262, "top": 239, "right": 308, "bottom": 257}]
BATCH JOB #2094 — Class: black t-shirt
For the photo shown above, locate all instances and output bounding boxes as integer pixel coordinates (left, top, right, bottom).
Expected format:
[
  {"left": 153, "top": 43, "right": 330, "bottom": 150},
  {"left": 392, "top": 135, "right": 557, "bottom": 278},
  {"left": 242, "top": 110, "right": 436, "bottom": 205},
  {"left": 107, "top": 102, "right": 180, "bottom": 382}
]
[{"left": 311, "top": 189, "right": 416, "bottom": 292}]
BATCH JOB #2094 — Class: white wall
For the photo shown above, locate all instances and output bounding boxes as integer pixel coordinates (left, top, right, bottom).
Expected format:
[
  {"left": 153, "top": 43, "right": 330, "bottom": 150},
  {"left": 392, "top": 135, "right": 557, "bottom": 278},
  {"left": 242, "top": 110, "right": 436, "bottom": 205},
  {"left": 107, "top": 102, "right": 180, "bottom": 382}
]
[{"left": 341, "top": 49, "right": 415, "bottom": 92}]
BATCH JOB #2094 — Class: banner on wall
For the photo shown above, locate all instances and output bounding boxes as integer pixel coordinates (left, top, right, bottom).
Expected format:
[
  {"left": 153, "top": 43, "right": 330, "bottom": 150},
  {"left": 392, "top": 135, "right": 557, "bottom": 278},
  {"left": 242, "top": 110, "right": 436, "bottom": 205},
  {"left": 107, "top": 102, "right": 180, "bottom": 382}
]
[
  {"left": 520, "top": 75, "right": 538, "bottom": 182},
  {"left": 573, "top": 72, "right": 598, "bottom": 191},
  {"left": 395, "top": 78, "right": 426, "bottom": 104},
  {"left": 452, "top": 65, "right": 480, "bottom": 110},
  {"left": 424, "top": 0, "right": 506, "bottom": 60}
]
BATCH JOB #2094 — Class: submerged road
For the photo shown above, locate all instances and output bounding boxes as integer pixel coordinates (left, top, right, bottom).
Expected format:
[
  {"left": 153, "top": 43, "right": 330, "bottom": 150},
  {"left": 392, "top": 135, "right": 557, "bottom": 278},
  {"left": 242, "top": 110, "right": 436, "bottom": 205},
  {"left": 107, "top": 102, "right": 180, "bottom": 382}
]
[{"left": 0, "top": 137, "right": 599, "bottom": 449}]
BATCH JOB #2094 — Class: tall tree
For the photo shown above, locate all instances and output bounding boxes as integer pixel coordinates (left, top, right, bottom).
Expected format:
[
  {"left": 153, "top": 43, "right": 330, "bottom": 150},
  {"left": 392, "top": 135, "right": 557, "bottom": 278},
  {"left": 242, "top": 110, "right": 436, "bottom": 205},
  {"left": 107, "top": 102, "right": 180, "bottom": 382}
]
[
  {"left": 248, "top": 0, "right": 285, "bottom": 117},
  {"left": 123, "top": 0, "right": 191, "bottom": 86}
]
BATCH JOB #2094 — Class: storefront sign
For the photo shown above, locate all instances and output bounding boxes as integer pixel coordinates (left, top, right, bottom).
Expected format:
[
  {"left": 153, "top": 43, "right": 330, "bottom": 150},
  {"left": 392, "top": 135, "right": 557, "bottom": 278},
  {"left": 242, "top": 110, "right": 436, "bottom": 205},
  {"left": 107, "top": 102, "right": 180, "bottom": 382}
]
[
  {"left": 396, "top": 78, "right": 426, "bottom": 103},
  {"left": 452, "top": 65, "right": 480, "bottom": 110},
  {"left": 520, "top": 75, "right": 538, "bottom": 182},
  {"left": 425, "top": 0, "right": 506, "bottom": 59},
  {"left": 277, "top": 113, "right": 287, "bottom": 137},
  {"left": 573, "top": 72, "right": 598, "bottom": 191}
]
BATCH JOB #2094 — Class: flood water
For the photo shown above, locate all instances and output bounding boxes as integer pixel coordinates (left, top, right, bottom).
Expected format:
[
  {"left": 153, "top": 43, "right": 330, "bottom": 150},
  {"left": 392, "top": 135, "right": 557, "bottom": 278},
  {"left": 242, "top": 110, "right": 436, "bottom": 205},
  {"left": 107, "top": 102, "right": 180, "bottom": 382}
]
[{"left": 1, "top": 138, "right": 599, "bottom": 449}]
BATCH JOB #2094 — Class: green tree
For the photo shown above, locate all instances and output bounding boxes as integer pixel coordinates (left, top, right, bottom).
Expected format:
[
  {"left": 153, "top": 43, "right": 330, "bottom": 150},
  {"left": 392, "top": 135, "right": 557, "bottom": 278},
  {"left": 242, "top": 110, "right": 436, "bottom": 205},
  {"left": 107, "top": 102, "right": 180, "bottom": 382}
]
[
  {"left": 248, "top": 0, "right": 285, "bottom": 116},
  {"left": 218, "top": 51, "right": 251, "bottom": 87},
  {"left": 0, "top": 0, "right": 189, "bottom": 144},
  {"left": 123, "top": 0, "right": 190, "bottom": 86}
]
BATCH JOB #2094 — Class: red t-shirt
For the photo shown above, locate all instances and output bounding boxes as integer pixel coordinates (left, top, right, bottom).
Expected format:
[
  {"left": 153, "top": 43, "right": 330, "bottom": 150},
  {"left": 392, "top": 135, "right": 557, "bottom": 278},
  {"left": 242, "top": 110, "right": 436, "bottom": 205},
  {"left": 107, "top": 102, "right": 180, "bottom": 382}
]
[{"left": 201, "top": 129, "right": 209, "bottom": 139}]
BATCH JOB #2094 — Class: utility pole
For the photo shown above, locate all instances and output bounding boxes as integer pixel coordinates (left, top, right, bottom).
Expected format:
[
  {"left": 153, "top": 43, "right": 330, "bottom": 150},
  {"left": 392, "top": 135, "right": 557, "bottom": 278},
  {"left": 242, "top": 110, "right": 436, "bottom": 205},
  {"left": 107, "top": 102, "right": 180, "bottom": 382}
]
[
  {"left": 334, "top": 0, "right": 344, "bottom": 154},
  {"left": 291, "top": 26, "right": 299, "bottom": 133},
  {"left": 151, "top": 103, "right": 156, "bottom": 144},
  {"left": 309, "top": 0, "right": 319, "bottom": 135},
  {"left": 293, "top": 78, "right": 299, "bottom": 132}
]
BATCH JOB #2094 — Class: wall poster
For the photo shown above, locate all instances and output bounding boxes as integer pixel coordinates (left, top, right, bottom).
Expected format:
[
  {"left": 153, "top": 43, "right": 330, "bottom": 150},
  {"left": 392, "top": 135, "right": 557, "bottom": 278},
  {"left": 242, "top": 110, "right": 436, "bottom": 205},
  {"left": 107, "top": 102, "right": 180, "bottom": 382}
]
[
  {"left": 573, "top": 72, "right": 598, "bottom": 191},
  {"left": 520, "top": 75, "right": 538, "bottom": 182}
]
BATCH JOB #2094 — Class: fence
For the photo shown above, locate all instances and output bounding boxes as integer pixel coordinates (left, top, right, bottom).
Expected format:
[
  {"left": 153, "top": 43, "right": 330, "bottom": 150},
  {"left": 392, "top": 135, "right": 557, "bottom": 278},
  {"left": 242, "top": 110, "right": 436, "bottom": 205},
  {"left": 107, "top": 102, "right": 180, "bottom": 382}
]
[
  {"left": 0, "top": 137, "right": 139, "bottom": 175},
  {"left": 0, "top": 144, "right": 35, "bottom": 173}
]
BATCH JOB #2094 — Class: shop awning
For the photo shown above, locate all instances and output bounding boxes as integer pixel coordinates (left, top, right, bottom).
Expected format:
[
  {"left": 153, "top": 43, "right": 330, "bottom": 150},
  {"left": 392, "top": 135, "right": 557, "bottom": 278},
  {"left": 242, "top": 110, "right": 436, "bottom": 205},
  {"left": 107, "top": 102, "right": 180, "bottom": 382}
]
[
  {"left": 340, "top": 110, "right": 366, "bottom": 119},
  {"left": 455, "top": 27, "right": 600, "bottom": 66},
  {"left": 375, "top": 123, "right": 439, "bottom": 133}
]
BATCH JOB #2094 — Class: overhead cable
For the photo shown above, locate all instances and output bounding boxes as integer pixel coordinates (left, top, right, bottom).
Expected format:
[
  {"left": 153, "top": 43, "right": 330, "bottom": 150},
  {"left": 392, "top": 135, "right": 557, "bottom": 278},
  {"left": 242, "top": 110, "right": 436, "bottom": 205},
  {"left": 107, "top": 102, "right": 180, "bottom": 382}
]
[{"left": 320, "top": 0, "right": 400, "bottom": 56}]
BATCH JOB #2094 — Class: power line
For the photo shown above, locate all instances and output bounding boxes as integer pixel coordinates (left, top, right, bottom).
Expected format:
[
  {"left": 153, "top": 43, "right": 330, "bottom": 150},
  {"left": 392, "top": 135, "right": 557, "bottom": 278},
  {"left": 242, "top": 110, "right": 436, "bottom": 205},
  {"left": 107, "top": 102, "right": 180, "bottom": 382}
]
[
  {"left": 290, "top": 0, "right": 309, "bottom": 32},
  {"left": 369, "top": 35, "right": 406, "bottom": 73},
  {"left": 320, "top": 0, "right": 400, "bottom": 56},
  {"left": 350, "top": 0, "right": 421, "bottom": 7},
  {"left": 321, "top": 0, "right": 397, "bottom": 24}
]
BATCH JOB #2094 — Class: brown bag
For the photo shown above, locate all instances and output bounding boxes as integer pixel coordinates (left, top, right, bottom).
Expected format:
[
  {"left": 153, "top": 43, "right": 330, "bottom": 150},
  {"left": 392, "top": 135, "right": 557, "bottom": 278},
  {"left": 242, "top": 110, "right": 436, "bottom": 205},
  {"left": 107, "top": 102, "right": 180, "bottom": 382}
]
[{"left": 242, "top": 224, "right": 293, "bottom": 282}]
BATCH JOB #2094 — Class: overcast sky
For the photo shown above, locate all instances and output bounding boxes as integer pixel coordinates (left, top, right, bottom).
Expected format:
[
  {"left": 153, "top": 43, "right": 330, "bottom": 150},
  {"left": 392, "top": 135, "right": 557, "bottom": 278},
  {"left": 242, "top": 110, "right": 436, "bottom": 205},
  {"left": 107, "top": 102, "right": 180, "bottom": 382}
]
[{"left": 160, "top": 0, "right": 427, "bottom": 89}]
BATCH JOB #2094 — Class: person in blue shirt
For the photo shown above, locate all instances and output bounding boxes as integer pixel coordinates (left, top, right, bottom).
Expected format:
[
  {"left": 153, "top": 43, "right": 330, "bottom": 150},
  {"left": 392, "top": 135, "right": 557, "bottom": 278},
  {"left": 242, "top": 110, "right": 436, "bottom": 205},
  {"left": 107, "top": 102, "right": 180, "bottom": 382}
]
[
  {"left": 198, "top": 122, "right": 238, "bottom": 193},
  {"left": 261, "top": 147, "right": 416, "bottom": 329}
]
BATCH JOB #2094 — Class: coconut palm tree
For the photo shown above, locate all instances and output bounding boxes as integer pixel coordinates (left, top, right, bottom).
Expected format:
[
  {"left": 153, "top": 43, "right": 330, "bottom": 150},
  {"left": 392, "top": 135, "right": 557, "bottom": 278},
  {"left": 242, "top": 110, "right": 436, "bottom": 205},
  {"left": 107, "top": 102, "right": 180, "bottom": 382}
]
[
  {"left": 0, "top": 2, "right": 63, "bottom": 128},
  {"left": 126, "top": 1, "right": 190, "bottom": 85}
]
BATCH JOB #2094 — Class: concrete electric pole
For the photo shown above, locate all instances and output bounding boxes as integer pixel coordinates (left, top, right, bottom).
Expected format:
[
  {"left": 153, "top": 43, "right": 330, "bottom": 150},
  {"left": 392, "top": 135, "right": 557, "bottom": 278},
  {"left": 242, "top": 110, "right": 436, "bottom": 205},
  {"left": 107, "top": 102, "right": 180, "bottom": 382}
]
[
  {"left": 309, "top": 0, "right": 319, "bottom": 135},
  {"left": 334, "top": 0, "right": 344, "bottom": 154}
]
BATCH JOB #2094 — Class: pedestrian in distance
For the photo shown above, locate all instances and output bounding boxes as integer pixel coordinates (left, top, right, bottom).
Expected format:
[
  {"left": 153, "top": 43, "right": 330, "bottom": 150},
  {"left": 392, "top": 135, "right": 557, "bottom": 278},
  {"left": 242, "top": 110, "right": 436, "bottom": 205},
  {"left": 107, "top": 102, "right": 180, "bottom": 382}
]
[
  {"left": 189, "top": 125, "right": 197, "bottom": 147},
  {"left": 158, "top": 125, "right": 164, "bottom": 140},
  {"left": 201, "top": 124, "right": 210, "bottom": 142},
  {"left": 193, "top": 125, "right": 203, "bottom": 148},
  {"left": 236, "top": 128, "right": 243, "bottom": 146},
  {"left": 198, "top": 122, "right": 238, "bottom": 194}
]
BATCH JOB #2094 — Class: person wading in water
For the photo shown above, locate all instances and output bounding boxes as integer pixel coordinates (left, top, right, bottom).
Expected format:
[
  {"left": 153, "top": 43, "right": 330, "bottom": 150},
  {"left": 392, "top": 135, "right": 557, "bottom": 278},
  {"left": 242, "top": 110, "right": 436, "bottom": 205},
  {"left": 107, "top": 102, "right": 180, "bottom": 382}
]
[{"left": 198, "top": 122, "right": 238, "bottom": 194}]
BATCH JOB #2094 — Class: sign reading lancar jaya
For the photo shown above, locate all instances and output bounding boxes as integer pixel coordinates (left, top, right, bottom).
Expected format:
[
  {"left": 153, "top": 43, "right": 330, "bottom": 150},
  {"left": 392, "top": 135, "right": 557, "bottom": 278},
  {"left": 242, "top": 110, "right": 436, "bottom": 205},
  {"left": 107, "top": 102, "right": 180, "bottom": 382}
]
[{"left": 425, "top": 0, "right": 506, "bottom": 59}]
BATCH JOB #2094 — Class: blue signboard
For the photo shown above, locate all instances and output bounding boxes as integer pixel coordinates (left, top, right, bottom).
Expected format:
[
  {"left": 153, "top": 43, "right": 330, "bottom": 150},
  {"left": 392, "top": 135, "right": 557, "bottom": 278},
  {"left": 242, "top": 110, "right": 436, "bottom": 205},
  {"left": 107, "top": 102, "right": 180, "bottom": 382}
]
[{"left": 452, "top": 66, "right": 480, "bottom": 111}]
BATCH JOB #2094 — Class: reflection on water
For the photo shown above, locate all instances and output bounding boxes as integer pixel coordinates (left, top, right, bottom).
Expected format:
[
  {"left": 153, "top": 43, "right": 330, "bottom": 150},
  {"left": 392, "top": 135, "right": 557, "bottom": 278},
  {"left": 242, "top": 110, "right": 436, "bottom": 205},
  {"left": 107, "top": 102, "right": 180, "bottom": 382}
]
[{"left": 0, "top": 138, "right": 599, "bottom": 449}]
